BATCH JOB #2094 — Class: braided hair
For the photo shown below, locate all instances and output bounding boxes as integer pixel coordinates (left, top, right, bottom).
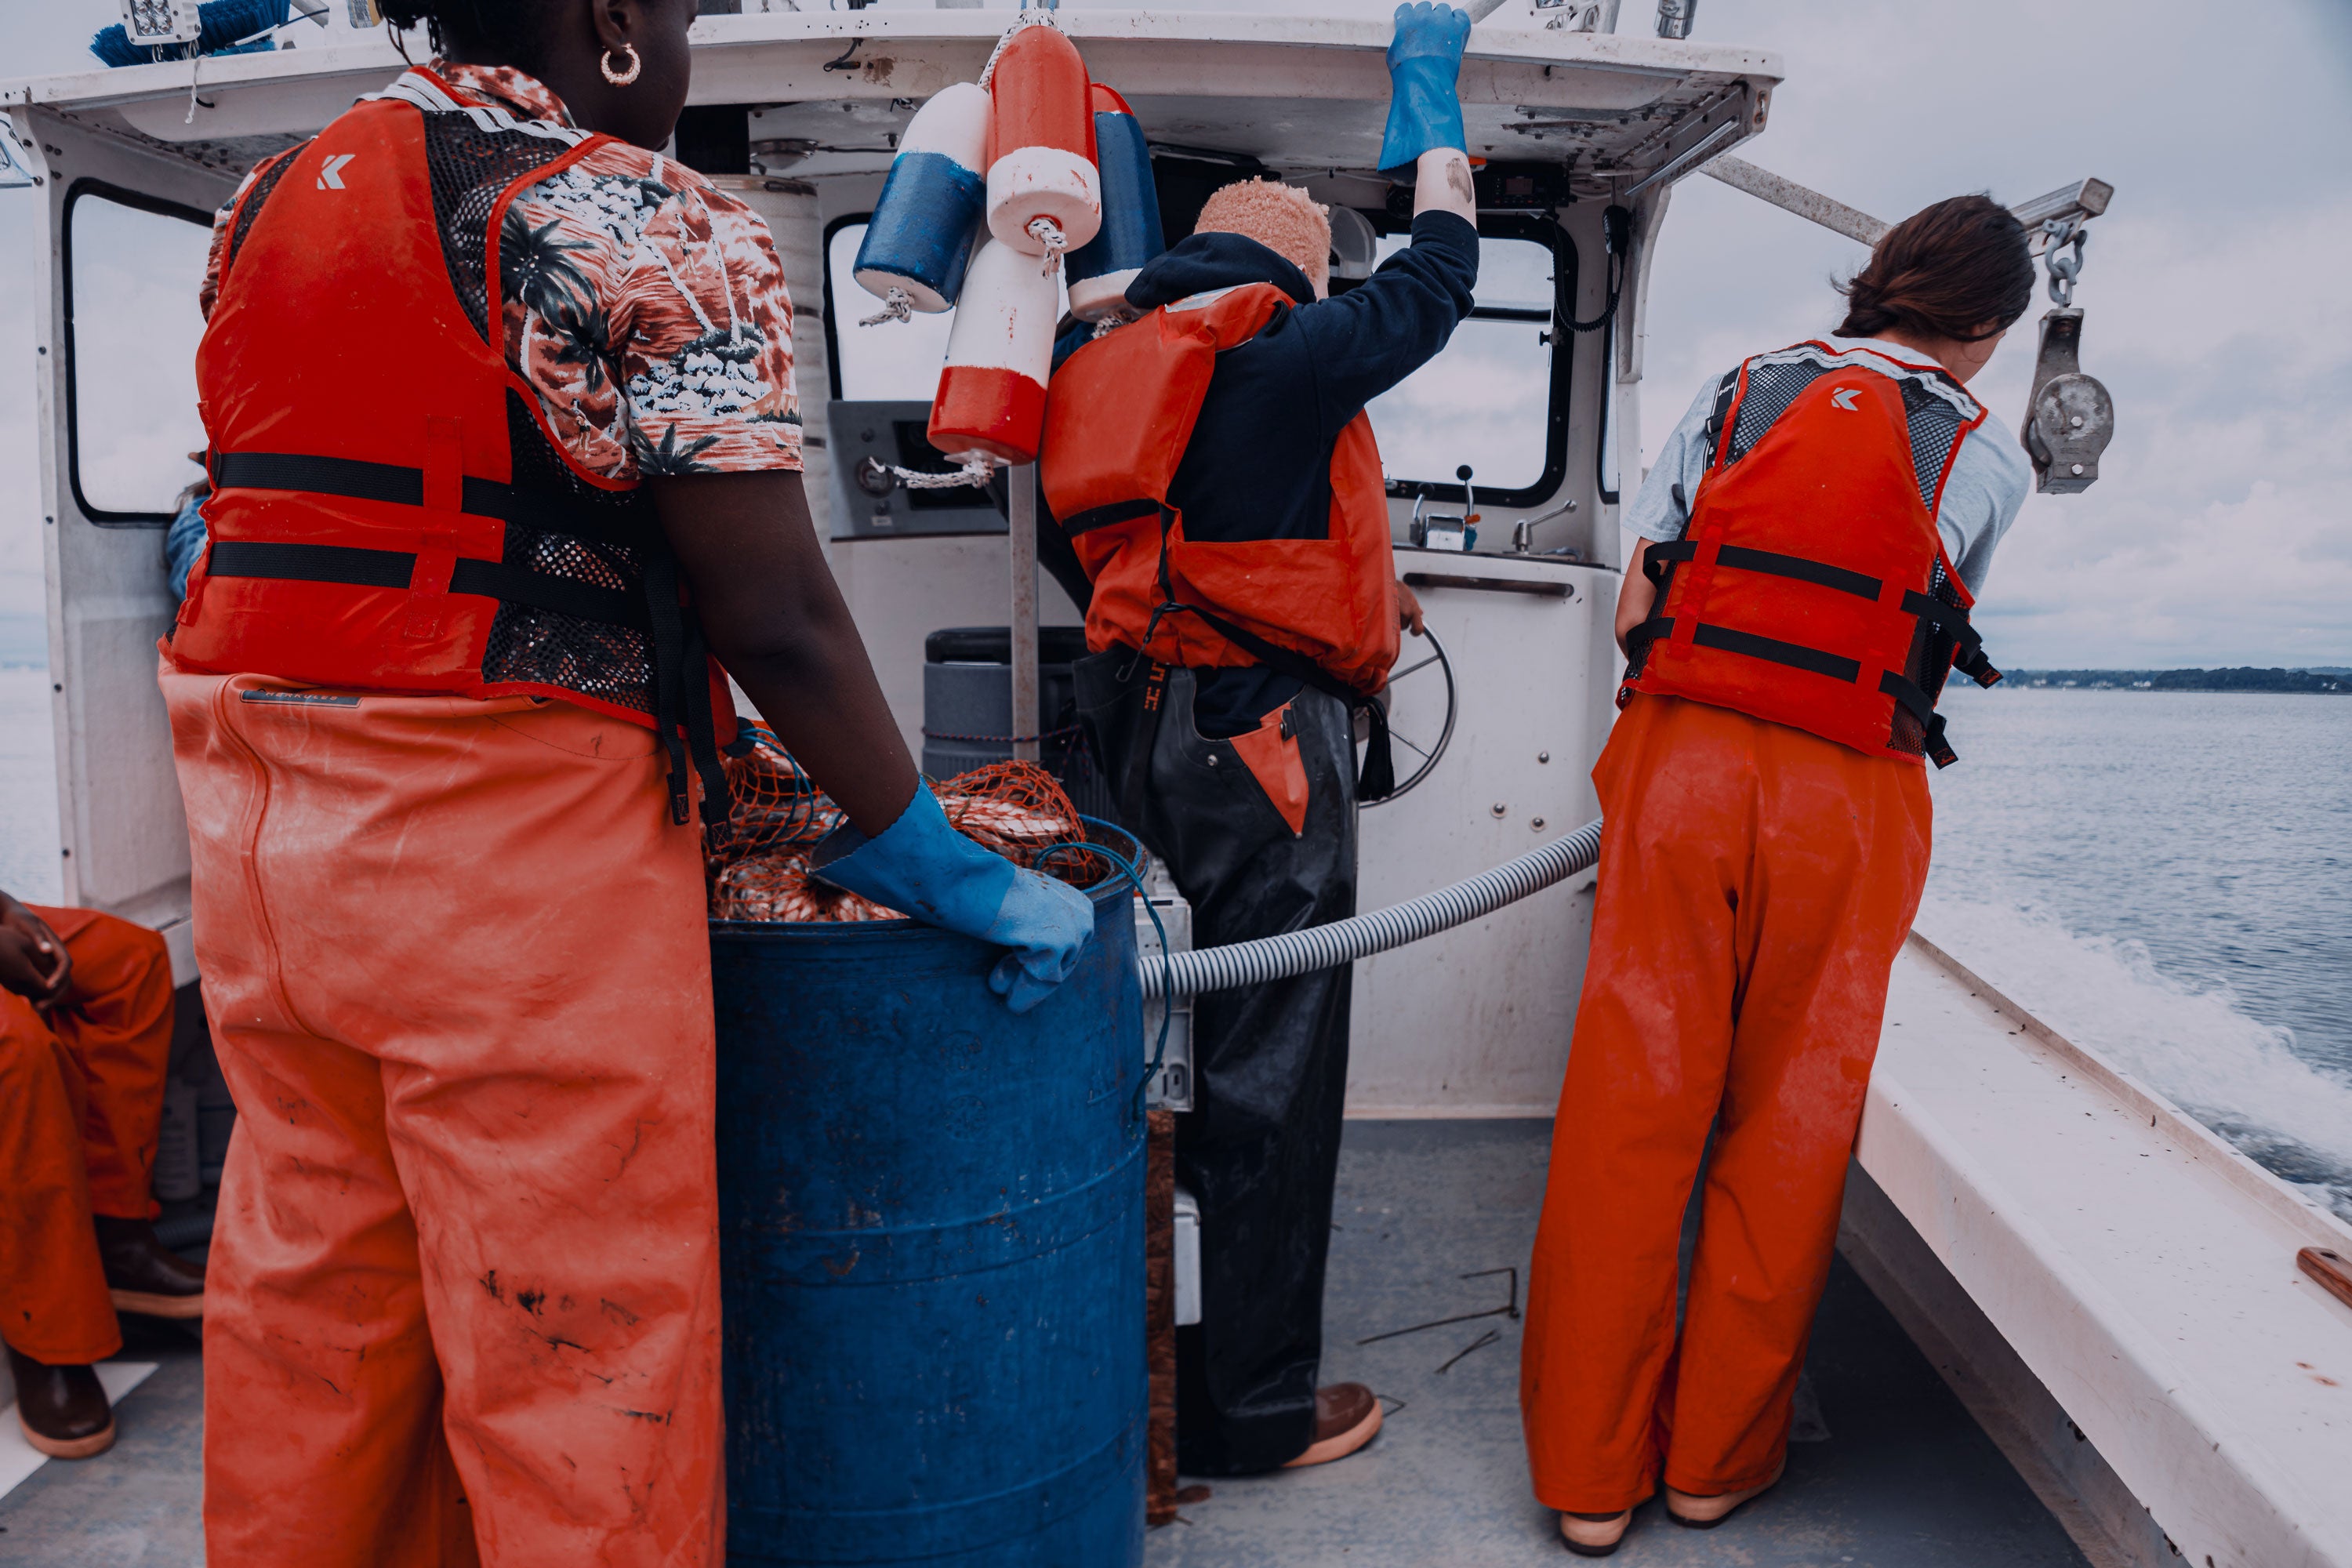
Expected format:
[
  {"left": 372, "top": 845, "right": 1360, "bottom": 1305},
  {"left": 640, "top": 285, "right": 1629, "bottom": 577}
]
[
  {"left": 378, "top": 0, "right": 561, "bottom": 60},
  {"left": 1835, "top": 194, "right": 2034, "bottom": 344}
]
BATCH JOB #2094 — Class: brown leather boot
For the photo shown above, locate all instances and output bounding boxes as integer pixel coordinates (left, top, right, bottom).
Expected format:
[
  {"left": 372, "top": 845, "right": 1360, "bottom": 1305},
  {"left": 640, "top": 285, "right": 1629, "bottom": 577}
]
[
  {"left": 5, "top": 1345, "right": 115, "bottom": 1460},
  {"left": 1279, "top": 1383, "right": 1383, "bottom": 1468},
  {"left": 93, "top": 1214, "right": 206, "bottom": 1320}
]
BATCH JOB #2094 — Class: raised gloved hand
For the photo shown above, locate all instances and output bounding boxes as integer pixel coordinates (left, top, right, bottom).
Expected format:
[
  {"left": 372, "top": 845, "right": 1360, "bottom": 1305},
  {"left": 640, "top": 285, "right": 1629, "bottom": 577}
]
[
  {"left": 1378, "top": 2, "right": 1472, "bottom": 174},
  {"left": 811, "top": 787, "right": 1096, "bottom": 1013}
]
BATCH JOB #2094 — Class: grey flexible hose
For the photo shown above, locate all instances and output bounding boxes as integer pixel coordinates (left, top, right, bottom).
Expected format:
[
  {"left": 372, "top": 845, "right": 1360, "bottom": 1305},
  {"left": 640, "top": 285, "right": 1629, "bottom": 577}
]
[{"left": 1144, "top": 816, "right": 1604, "bottom": 1000}]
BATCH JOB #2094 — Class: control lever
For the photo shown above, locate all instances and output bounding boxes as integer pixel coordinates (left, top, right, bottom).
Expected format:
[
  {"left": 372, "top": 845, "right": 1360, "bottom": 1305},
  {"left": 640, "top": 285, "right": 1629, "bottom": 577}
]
[{"left": 1409, "top": 465, "right": 1480, "bottom": 553}]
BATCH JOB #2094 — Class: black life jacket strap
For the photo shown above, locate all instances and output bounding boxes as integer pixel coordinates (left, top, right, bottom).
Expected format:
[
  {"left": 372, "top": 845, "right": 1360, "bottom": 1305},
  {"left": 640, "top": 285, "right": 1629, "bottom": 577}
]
[
  {"left": 213, "top": 451, "right": 652, "bottom": 550},
  {"left": 205, "top": 537, "right": 730, "bottom": 826},
  {"left": 207, "top": 541, "right": 653, "bottom": 632},
  {"left": 1059, "top": 496, "right": 1162, "bottom": 538},
  {"left": 1900, "top": 588, "right": 2003, "bottom": 687},
  {"left": 1647, "top": 538, "right": 1882, "bottom": 601},
  {"left": 1634, "top": 615, "right": 1962, "bottom": 766},
  {"left": 1880, "top": 670, "right": 1959, "bottom": 768},
  {"left": 635, "top": 547, "right": 696, "bottom": 826},
  {"left": 1635, "top": 615, "right": 1865, "bottom": 684}
]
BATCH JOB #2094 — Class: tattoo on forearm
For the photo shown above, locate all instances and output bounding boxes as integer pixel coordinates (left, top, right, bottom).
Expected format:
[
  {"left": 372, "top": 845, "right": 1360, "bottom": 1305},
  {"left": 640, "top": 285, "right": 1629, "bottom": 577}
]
[{"left": 1445, "top": 156, "right": 1475, "bottom": 204}]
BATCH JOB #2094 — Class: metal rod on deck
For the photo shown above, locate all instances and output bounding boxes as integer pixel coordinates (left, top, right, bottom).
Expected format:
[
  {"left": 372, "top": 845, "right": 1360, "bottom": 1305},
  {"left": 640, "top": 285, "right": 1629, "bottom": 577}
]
[{"left": 1008, "top": 464, "right": 1040, "bottom": 762}]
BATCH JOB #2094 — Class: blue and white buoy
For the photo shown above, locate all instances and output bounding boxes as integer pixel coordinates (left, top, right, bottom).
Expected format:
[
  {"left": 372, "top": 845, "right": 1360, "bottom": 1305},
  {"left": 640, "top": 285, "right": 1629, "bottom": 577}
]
[
  {"left": 1066, "top": 84, "right": 1165, "bottom": 322},
  {"left": 854, "top": 83, "right": 991, "bottom": 319}
]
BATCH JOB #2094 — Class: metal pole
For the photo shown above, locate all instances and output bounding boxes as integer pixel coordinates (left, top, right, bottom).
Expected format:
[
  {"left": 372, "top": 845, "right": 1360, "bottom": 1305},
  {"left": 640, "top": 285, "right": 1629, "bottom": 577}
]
[
  {"left": 1008, "top": 464, "right": 1040, "bottom": 762},
  {"left": 1699, "top": 154, "right": 1889, "bottom": 245}
]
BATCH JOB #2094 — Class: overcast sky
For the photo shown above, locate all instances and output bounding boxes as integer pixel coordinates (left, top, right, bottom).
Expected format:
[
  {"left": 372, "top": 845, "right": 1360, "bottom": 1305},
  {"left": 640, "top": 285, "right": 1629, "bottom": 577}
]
[{"left": 2, "top": 0, "right": 2346, "bottom": 667}]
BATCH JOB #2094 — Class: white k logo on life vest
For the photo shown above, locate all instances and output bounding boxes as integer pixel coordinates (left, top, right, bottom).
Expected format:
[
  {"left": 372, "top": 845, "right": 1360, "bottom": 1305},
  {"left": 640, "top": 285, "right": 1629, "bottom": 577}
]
[
  {"left": 316, "top": 154, "right": 356, "bottom": 191},
  {"left": 1831, "top": 387, "right": 1862, "bottom": 411}
]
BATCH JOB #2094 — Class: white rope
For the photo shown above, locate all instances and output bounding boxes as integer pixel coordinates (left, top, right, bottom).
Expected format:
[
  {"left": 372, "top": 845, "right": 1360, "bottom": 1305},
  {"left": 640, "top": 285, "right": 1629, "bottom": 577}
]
[
  {"left": 858, "top": 286, "right": 915, "bottom": 327},
  {"left": 1028, "top": 216, "right": 1068, "bottom": 277},
  {"left": 975, "top": 5, "right": 1064, "bottom": 90},
  {"left": 892, "top": 457, "right": 996, "bottom": 489}
]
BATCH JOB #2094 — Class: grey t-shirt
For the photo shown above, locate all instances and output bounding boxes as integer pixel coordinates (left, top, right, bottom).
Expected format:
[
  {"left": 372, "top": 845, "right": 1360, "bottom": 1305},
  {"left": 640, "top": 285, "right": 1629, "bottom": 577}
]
[{"left": 1623, "top": 336, "right": 2031, "bottom": 594}]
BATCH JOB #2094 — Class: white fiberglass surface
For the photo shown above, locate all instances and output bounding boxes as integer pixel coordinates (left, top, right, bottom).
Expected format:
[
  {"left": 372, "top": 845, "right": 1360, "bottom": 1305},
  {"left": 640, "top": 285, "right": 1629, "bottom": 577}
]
[
  {"left": 826, "top": 221, "right": 956, "bottom": 404},
  {"left": 67, "top": 192, "right": 210, "bottom": 518}
]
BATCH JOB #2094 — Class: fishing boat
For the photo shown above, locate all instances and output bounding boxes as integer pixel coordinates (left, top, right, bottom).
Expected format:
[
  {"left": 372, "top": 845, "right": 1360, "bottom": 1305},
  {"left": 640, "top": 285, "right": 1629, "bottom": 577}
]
[{"left": 2, "top": 4, "right": 2347, "bottom": 1564}]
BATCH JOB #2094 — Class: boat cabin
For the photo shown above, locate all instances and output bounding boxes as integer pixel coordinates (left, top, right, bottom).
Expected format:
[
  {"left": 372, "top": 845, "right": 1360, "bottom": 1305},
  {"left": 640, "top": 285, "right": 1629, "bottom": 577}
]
[{"left": 3, "top": 7, "right": 2347, "bottom": 1565}]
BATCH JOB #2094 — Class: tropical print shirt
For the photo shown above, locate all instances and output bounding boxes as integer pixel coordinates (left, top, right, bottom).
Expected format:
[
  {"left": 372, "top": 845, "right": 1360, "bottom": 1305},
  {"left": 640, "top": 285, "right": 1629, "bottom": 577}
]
[{"left": 200, "top": 60, "right": 802, "bottom": 481}]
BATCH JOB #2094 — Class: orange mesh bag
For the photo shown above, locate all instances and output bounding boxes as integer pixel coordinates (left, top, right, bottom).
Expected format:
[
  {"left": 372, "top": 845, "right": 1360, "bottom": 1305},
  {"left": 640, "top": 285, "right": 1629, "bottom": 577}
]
[
  {"left": 931, "top": 760, "right": 1097, "bottom": 878},
  {"left": 712, "top": 852, "right": 902, "bottom": 924},
  {"left": 710, "top": 724, "right": 833, "bottom": 859},
  {"left": 708, "top": 748, "right": 1109, "bottom": 923}
]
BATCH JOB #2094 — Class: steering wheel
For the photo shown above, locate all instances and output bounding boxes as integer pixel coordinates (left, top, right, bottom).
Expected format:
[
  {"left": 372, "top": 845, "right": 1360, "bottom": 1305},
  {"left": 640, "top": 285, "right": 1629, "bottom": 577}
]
[{"left": 1362, "top": 620, "right": 1457, "bottom": 804}]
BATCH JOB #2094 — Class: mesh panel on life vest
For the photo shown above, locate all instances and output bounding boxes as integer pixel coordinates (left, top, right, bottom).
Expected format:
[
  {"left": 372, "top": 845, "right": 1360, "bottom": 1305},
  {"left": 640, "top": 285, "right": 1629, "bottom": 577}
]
[
  {"left": 226, "top": 147, "right": 307, "bottom": 276},
  {"left": 422, "top": 114, "right": 575, "bottom": 339},
  {"left": 1898, "top": 378, "right": 1970, "bottom": 514},
  {"left": 481, "top": 526, "right": 657, "bottom": 710},
  {"left": 480, "top": 390, "right": 661, "bottom": 710},
  {"left": 1722, "top": 358, "right": 1832, "bottom": 466}
]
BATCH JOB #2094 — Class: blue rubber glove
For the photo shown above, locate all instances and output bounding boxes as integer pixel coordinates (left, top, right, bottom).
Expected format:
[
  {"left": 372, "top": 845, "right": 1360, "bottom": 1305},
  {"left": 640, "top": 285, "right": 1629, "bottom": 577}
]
[
  {"left": 811, "top": 787, "right": 1096, "bottom": 1013},
  {"left": 1379, "top": 2, "right": 1472, "bottom": 174}
]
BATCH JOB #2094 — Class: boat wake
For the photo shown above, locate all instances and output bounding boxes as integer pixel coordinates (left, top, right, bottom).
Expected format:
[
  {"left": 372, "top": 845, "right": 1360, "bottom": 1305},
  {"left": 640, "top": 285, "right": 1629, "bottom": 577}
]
[{"left": 1915, "top": 894, "right": 2352, "bottom": 1225}]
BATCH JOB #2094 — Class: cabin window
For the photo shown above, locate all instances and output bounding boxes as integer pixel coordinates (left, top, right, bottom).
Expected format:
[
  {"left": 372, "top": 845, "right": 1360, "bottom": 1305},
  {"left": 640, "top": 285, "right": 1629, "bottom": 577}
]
[
  {"left": 819, "top": 212, "right": 1570, "bottom": 510},
  {"left": 822, "top": 217, "right": 957, "bottom": 403},
  {"left": 1363, "top": 216, "right": 1572, "bottom": 510},
  {"left": 64, "top": 183, "right": 213, "bottom": 524}
]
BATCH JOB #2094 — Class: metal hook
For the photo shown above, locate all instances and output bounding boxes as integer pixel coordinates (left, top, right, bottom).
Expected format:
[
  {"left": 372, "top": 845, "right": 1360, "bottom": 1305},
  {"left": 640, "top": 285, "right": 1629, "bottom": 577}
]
[{"left": 2041, "top": 217, "right": 2088, "bottom": 308}]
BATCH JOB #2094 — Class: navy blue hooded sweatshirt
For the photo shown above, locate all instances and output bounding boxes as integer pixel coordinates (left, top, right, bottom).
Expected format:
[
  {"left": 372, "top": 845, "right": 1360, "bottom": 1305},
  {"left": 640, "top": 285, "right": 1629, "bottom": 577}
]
[{"left": 1044, "top": 209, "right": 1479, "bottom": 736}]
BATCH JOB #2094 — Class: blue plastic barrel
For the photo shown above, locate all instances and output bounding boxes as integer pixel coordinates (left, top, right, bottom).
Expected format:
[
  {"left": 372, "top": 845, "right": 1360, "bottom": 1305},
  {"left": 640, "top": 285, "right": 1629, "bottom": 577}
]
[{"left": 713, "top": 829, "right": 1147, "bottom": 1567}]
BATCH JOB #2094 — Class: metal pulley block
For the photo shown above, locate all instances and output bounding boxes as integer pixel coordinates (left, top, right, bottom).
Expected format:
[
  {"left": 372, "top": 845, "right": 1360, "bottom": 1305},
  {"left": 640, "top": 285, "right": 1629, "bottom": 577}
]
[
  {"left": 2022, "top": 307, "right": 2114, "bottom": 494},
  {"left": 2021, "top": 213, "right": 2113, "bottom": 494}
]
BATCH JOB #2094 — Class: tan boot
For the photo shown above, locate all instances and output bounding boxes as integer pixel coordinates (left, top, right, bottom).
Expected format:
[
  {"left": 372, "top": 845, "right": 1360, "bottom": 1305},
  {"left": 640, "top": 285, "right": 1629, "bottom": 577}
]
[
  {"left": 1279, "top": 1383, "right": 1383, "bottom": 1468},
  {"left": 1556, "top": 1507, "right": 1635, "bottom": 1556},
  {"left": 1664, "top": 1458, "right": 1785, "bottom": 1527}
]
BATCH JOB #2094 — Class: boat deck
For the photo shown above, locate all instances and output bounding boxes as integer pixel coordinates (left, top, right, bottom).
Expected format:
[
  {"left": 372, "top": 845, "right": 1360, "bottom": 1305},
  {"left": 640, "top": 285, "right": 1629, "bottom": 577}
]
[
  {"left": 1150, "top": 1120, "right": 2086, "bottom": 1567},
  {"left": 0, "top": 1120, "right": 2086, "bottom": 1566}
]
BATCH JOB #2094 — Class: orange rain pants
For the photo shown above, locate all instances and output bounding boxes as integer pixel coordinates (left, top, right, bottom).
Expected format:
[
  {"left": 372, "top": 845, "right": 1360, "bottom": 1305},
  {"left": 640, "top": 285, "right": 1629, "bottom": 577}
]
[
  {"left": 162, "top": 662, "right": 723, "bottom": 1568},
  {"left": 0, "top": 907, "right": 174, "bottom": 1364},
  {"left": 1519, "top": 694, "right": 1932, "bottom": 1512}
]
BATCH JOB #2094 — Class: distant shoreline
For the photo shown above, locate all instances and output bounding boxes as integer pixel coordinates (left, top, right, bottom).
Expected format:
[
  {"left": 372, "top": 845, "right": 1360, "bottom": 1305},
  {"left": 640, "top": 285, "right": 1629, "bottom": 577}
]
[{"left": 1989, "top": 669, "right": 2349, "bottom": 694}]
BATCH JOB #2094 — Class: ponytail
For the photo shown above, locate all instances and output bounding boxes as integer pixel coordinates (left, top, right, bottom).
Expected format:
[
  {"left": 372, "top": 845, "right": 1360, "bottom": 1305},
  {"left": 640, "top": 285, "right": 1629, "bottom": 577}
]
[{"left": 1836, "top": 194, "right": 2034, "bottom": 343}]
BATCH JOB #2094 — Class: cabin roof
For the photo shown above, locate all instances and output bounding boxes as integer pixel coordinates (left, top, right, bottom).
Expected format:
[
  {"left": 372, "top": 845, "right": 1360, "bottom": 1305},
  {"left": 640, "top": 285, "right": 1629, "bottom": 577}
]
[{"left": 0, "top": 10, "right": 1780, "bottom": 191}]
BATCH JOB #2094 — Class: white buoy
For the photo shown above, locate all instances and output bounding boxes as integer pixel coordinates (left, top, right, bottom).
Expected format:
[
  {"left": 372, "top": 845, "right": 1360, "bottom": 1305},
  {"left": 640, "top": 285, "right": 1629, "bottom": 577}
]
[
  {"left": 984, "top": 23, "right": 1101, "bottom": 261},
  {"left": 927, "top": 238, "right": 1061, "bottom": 466},
  {"left": 852, "top": 83, "right": 991, "bottom": 317}
]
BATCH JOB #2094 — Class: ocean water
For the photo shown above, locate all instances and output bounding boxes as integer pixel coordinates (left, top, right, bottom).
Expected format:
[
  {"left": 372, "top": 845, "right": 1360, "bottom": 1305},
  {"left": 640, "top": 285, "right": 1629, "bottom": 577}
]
[
  {"left": 1922, "top": 684, "right": 2352, "bottom": 1219},
  {"left": 2, "top": 664, "right": 2346, "bottom": 1214}
]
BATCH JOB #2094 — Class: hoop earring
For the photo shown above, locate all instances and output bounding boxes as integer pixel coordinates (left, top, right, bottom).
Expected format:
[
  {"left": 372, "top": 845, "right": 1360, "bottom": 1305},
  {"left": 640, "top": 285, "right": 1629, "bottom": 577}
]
[{"left": 600, "top": 44, "right": 641, "bottom": 86}]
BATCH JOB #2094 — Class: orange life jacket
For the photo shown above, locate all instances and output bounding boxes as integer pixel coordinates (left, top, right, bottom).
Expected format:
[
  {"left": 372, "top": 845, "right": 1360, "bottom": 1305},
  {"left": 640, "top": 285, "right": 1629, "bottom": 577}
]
[
  {"left": 1622, "top": 341, "right": 2003, "bottom": 767},
  {"left": 1038, "top": 281, "right": 1400, "bottom": 699},
  {"left": 172, "top": 73, "right": 731, "bottom": 823}
]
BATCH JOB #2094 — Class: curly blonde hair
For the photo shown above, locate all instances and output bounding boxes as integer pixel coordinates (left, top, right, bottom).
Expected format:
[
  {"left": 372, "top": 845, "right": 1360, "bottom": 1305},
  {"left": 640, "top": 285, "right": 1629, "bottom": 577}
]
[{"left": 1194, "top": 179, "right": 1332, "bottom": 296}]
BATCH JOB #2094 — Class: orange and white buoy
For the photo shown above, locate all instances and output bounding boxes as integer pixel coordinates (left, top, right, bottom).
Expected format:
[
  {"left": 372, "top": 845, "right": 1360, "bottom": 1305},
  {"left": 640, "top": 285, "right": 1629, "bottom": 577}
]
[
  {"left": 927, "top": 238, "right": 1061, "bottom": 466},
  {"left": 983, "top": 21, "right": 1101, "bottom": 263}
]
